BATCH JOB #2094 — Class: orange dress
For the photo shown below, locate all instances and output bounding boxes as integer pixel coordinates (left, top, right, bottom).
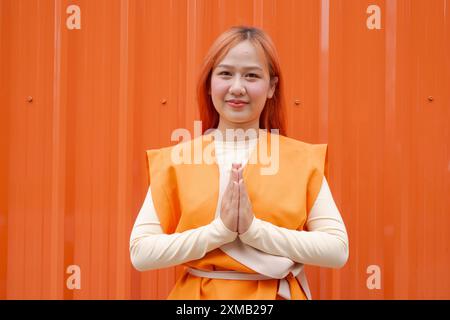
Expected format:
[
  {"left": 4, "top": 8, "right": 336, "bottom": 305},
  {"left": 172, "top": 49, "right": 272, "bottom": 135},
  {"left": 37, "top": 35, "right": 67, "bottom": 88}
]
[{"left": 146, "top": 130, "right": 328, "bottom": 300}]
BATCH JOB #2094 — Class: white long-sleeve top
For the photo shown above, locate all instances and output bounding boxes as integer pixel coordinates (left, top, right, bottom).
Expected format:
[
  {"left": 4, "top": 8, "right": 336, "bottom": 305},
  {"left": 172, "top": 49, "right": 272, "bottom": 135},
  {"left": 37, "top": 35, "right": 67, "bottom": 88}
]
[{"left": 130, "top": 137, "right": 349, "bottom": 272}]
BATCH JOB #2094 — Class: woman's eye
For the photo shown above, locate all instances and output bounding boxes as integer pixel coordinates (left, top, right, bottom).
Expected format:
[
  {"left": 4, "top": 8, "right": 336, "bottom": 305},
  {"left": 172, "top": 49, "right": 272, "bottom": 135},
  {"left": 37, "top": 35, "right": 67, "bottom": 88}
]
[{"left": 218, "top": 71, "right": 258, "bottom": 78}]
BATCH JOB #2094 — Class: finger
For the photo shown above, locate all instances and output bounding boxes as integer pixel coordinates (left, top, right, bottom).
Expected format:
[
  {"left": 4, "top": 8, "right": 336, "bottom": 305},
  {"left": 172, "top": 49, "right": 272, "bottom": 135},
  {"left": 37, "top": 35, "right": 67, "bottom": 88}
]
[
  {"left": 232, "top": 163, "right": 242, "bottom": 170},
  {"left": 230, "top": 168, "right": 238, "bottom": 184},
  {"left": 229, "top": 178, "right": 235, "bottom": 204},
  {"left": 232, "top": 164, "right": 241, "bottom": 182},
  {"left": 225, "top": 168, "right": 237, "bottom": 202},
  {"left": 231, "top": 181, "right": 239, "bottom": 209},
  {"left": 231, "top": 167, "right": 239, "bottom": 183},
  {"left": 239, "top": 178, "right": 246, "bottom": 203}
]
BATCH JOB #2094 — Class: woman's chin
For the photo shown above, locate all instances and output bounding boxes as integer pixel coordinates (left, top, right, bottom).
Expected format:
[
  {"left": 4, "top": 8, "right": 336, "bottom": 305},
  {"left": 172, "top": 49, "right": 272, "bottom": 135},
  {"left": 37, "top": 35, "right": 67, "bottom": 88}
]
[
  {"left": 224, "top": 114, "right": 251, "bottom": 123},
  {"left": 225, "top": 107, "right": 250, "bottom": 117}
]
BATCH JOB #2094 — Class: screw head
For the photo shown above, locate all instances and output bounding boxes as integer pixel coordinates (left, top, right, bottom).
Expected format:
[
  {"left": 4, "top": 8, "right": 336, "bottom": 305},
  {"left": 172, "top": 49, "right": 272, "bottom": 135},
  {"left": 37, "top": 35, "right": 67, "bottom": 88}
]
[
  {"left": 26, "top": 96, "right": 33, "bottom": 102},
  {"left": 427, "top": 96, "right": 434, "bottom": 102},
  {"left": 161, "top": 99, "right": 167, "bottom": 104},
  {"left": 294, "top": 99, "right": 301, "bottom": 105}
]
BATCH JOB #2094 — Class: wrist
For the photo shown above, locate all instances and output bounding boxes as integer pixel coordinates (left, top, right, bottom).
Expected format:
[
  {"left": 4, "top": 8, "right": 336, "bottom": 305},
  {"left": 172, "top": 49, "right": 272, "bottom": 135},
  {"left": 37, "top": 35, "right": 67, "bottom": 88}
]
[
  {"left": 239, "top": 216, "right": 259, "bottom": 239},
  {"left": 214, "top": 218, "right": 238, "bottom": 241}
]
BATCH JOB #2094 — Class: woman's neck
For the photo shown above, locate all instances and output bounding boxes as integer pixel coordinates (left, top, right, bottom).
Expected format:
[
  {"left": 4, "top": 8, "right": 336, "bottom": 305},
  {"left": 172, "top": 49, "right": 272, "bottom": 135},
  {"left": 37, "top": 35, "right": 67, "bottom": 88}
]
[
  {"left": 215, "top": 121, "right": 260, "bottom": 141},
  {"left": 212, "top": 128, "right": 259, "bottom": 142}
]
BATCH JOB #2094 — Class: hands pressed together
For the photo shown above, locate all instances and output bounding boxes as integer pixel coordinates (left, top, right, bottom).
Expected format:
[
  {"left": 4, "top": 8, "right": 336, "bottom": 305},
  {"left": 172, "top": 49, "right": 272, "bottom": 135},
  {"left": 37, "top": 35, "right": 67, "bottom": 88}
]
[{"left": 220, "top": 163, "right": 255, "bottom": 234}]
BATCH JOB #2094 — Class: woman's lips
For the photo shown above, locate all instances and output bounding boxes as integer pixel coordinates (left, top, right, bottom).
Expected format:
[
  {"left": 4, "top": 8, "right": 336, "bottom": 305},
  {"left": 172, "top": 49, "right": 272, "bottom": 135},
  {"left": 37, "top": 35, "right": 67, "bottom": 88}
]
[{"left": 227, "top": 101, "right": 248, "bottom": 108}]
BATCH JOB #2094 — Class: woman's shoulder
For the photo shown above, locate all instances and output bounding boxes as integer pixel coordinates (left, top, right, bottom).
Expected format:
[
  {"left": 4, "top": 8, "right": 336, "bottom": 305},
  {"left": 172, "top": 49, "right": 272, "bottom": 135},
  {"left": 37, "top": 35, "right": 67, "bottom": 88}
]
[
  {"left": 146, "top": 134, "right": 204, "bottom": 152},
  {"left": 145, "top": 135, "right": 207, "bottom": 167},
  {"left": 278, "top": 134, "right": 327, "bottom": 152},
  {"left": 278, "top": 135, "right": 328, "bottom": 170}
]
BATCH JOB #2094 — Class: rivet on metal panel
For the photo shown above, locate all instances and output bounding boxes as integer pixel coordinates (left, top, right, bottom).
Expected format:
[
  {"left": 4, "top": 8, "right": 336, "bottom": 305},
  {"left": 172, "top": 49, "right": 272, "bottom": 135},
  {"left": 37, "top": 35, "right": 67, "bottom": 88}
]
[
  {"left": 26, "top": 96, "right": 33, "bottom": 103},
  {"left": 161, "top": 99, "right": 167, "bottom": 104},
  {"left": 294, "top": 99, "right": 301, "bottom": 106},
  {"left": 427, "top": 96, "right": 434, "bottom": 102}
]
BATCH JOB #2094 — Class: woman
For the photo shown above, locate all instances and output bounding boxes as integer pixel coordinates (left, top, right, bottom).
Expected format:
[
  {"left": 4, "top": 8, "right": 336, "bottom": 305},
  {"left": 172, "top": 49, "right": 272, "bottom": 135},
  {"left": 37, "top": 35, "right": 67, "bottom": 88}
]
[{"left": 129, "top": 26, "right": 349, "bottom": 300}]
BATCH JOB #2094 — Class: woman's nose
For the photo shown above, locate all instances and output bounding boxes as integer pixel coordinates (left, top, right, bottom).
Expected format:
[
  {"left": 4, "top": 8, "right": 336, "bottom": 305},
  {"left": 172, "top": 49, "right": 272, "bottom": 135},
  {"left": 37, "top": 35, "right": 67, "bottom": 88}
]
[{"left": 229, "top": 77, "right": 245, "bottom": 95}]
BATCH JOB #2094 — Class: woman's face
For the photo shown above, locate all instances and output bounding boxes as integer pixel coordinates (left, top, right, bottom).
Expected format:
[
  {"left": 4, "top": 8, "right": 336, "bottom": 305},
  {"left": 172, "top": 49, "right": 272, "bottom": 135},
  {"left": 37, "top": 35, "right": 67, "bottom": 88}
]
[{"left": 210, "top": 40, "right": 278, "bottom": 131}]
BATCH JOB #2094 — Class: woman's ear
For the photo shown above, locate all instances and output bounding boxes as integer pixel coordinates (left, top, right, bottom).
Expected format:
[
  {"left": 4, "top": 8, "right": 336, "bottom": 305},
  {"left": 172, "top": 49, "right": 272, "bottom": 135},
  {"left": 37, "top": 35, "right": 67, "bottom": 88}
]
[{"left": 267, "top": 76, "right": 279, "bottom": 99}]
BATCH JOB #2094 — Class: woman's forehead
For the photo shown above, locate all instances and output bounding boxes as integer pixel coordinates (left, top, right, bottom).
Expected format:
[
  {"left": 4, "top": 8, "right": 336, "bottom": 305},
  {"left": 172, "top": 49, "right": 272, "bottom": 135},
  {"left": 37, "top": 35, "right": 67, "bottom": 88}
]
[{"left": 215, "top": 41, "right": 268, "bottom": 71}]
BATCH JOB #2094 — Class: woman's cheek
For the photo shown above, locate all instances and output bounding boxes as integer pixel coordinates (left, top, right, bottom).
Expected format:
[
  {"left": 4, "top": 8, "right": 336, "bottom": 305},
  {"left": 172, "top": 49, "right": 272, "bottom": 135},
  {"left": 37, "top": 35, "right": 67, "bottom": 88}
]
[
  {"left": 248, "top": 83, "right": 268, "bottom": 98},
  {"left": 210, "top": 79, "right": 228, "bottom": 97}
]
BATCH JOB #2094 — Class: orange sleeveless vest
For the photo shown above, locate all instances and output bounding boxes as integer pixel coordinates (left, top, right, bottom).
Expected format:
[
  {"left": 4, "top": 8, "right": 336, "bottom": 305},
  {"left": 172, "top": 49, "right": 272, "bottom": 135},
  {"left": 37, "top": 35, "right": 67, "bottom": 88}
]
[{"left": 146, "top": 130, "right": 328, "bottom": 299}]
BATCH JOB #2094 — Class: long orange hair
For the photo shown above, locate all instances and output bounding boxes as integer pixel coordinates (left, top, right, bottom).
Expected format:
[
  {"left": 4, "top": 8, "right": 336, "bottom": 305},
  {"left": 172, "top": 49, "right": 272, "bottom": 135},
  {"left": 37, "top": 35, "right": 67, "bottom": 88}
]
[{"left": 197, "top": 25, "right": 287, "bottom": 136}]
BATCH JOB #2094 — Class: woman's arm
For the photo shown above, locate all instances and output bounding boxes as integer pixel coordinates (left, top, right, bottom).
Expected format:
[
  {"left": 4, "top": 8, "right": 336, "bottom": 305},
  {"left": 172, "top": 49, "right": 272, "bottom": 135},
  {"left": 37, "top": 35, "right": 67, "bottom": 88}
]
[
  {"left": 238, "top": 177, "right": 349, "bottom": 268},
  {"left": 129, "top": 186, "right": 238, "bottom": 271}
]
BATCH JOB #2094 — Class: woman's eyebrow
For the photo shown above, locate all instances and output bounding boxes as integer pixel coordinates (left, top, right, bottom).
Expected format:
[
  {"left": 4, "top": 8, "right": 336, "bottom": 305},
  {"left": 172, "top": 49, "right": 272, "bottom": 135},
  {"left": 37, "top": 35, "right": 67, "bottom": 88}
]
[{"left": 216, "top": 64, "right": 263, "bottom": 71}]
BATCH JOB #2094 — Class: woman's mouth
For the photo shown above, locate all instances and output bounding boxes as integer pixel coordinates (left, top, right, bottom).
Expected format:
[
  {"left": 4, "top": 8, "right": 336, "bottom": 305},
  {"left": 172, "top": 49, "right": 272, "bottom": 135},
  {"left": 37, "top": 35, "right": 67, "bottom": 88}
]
[{"left": 227, "top": 101, "right": 248, "bottom": 108}]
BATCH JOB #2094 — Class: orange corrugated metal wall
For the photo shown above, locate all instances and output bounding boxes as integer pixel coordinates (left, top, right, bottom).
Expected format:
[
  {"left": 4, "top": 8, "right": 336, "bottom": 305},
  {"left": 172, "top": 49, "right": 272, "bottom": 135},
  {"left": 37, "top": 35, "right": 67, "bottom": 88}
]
[{"left": 0, "top": 0, "right": 449, "bottom": 299}]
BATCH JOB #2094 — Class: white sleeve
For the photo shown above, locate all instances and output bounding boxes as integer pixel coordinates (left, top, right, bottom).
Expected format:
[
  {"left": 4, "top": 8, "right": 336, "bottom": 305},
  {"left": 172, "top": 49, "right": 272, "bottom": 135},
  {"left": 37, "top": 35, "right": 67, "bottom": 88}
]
[
  {"left": 129, "top": 186, "right": 238, "bottom": 271},
  {"left": 238, "top": 177, "right": 349, "bottom": 268}
]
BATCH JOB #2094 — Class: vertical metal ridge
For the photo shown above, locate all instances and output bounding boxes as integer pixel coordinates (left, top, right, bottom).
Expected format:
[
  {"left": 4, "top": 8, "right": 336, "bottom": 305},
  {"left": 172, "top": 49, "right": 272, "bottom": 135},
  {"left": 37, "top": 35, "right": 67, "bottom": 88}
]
[
  {"left": 50, "top": 0, "right": 65, "bottom": 299},
  {"left": 117, "top": 0, "right": 130, "bottom": 299},
  {"left": 319, "top": 0, "right": 330, "bottom": 143}
]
